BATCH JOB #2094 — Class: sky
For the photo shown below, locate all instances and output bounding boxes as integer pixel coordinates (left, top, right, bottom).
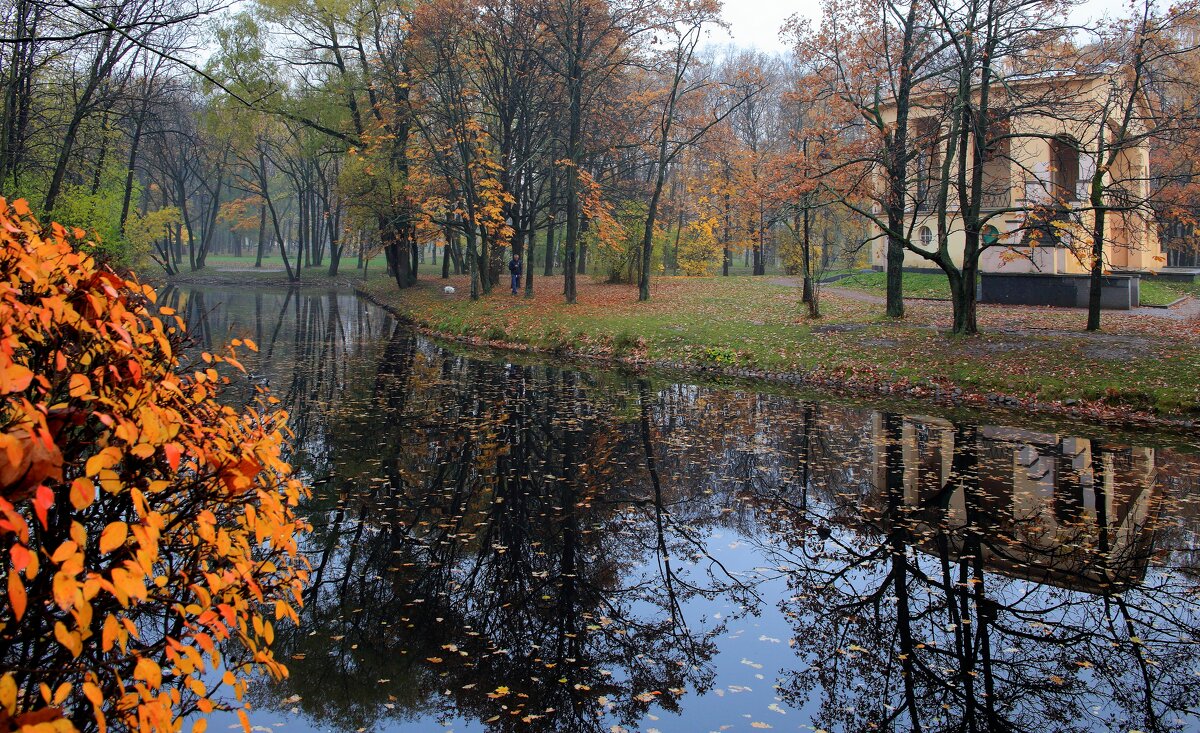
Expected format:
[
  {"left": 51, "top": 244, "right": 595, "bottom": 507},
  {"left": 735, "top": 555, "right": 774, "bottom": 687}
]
[{"left": 715, "top": 0, "right": 1136, "bottom": 56}]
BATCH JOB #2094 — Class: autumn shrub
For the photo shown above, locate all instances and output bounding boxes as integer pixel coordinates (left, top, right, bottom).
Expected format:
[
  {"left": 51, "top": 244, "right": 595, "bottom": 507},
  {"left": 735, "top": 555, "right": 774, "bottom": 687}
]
[
  {"left": 588, "top": 202, "right": 667, "bottom": 284},
  {"left": 0, "top": 198, "right": 308, "bottom": 732},
  {"left": 675, "top": 217, "right": 721, "bottom": 276}
]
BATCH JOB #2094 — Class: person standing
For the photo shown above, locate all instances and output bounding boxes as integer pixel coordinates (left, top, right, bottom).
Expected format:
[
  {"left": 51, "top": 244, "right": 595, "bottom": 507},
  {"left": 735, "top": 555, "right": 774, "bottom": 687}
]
[{"left": 508, "top": 253, "right": 522, "bottom": 295}]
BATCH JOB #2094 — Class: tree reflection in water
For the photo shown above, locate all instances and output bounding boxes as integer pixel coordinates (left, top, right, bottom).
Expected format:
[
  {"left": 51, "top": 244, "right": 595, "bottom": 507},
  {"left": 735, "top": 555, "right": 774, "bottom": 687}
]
[
  {"left": 753, "top": 413, "right": 1200, "bottom": 733},
  {"left": 169, "top": 286, "right": 1200, "bottom": 733}
]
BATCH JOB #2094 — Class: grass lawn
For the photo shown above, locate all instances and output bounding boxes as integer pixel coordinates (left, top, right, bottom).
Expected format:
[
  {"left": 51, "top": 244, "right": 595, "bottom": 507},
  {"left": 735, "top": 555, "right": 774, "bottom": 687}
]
[
  {"left": 361, "top": 273, "right": 1200, "bottom": 418},
  {"left": 834, "top": 270, "right": 1200, "bottom": 308},
  {"left": 1139, "top": 280, "right": 1187, "bottom": 306},
  {"left": 834, "top": 271, "right": 951, "bottom": 299}
]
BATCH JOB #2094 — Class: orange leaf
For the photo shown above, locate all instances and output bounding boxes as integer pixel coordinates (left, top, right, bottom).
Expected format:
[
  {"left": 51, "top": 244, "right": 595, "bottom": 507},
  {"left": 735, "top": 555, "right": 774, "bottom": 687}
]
[
  {"left": 68, "top": 478, "right": 95, "bottom": 510},
  {"left": 9, "top": 543, "right": 30, "bottom": 573},
  {"left": 69, "top": 373, "right": 90, "bottom": 398},
  {"left": 7, "top": 571, "right": 26, "bottom": 620},
  {"left": 134, "top": 657, "right": 162, "bottom": 688},
  {"left": 0, "top": 363, "right": 33, "bottom": 394},
  {"left": 33, "top": 484, "right": 53, "bottom": 529}
]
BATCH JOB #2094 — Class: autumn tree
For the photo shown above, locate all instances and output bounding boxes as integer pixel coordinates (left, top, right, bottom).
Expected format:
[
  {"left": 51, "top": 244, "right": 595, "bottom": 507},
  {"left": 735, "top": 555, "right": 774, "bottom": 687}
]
[
  {"left": 1071, "top": 0, "right": 1200, "bottom": 331},
  {"left": 790, "top": 0, "right": 950, "bottom": 318},
  {"left": 410, "top": 0, "right": 516, "bottom": 300},
  {"left": 527, "top": 0, "right": 661, "bottom": 303},
  {"left": 633, "top": 0, "right": 741, "bottom": 301},
  {"left": 0, "top": 198, "right": 307, "bottom": 732}
]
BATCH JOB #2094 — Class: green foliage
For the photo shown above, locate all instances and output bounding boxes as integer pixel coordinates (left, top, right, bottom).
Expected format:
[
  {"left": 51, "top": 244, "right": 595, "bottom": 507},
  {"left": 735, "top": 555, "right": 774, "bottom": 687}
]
[
  {"left": 701, "top": 346, "right": 740, "bottom": 366},
  {"left": 46, "top": 179, "right": 141, "bottom": 268},
  {"left": 125, "top": 206, "right": 183, "bottom": 269}
]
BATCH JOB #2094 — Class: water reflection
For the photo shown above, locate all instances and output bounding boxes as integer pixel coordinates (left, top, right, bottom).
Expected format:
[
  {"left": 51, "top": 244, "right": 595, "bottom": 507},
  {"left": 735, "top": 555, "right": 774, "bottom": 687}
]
[{"left": 171, "top": 286, "right": 1200, "bottom": 733}]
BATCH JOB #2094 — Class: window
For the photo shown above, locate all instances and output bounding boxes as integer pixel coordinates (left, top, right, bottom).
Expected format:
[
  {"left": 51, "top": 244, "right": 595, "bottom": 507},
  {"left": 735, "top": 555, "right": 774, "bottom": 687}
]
[
  {"left": 1050, "top": 136, "right": 1079, "bottom": 201},
  {"left": 919, "top": 226, "right": 933, "bottom": 247}
]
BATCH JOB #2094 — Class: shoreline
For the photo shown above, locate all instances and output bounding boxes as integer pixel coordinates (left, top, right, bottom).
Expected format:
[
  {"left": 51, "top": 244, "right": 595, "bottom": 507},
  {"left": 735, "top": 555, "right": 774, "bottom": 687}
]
[
  {"left": 150, "top": 267, "right": 1196, "bottom": 430},
  {"left": 352, "top": 282, "right": 1199, "bottom": 432}
]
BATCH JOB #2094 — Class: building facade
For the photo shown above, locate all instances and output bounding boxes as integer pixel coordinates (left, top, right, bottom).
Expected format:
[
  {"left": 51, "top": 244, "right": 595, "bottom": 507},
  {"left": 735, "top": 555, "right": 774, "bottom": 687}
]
[{"left": 871, "top": 73, "right": 1165, "bottom": 277}]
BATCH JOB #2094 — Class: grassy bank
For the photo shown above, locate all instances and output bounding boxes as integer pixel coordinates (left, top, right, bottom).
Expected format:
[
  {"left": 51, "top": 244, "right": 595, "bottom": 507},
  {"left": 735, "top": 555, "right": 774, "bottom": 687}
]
[{"left": 359, "top": 273, "right": 1200, "bottom": 421}]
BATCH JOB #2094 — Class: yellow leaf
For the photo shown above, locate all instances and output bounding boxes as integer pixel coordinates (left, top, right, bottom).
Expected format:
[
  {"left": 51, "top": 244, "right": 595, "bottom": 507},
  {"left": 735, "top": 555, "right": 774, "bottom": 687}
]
[
  {"left": 102, "top": 615, "right": 118, "bottom": 652},
  {"left": 8, "top": 572, "right": 26, "bottom": 620},
  {"left": 99, "top": 522, "right": 128, "bottom": 554},
  {"left": 82, "top": 681, "right": 102, "bottom": 706},
  {"left": 68, "top": 478, "right": 95, "bottom": 510},
  {"left": 52, "top": 571, "right": 77, "bottom": 610},
  {"left": 54, "top": 621, "right": 82, "bottom": 657}
]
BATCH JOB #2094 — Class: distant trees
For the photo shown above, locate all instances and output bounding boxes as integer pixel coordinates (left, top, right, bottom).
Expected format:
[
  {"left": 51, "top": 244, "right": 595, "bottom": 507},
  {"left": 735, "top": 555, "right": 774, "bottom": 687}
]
[
  {"left": 0, "top": 0, "right": 846, "bottom": 299},
  {"left": 0, "top": 0, "right": 221, "bottom": 264}
]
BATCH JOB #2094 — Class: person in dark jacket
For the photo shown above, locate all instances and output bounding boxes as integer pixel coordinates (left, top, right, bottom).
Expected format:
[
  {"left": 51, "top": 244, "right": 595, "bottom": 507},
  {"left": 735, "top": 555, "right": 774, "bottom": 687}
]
[{"left": 508, "top": 253, "right": 522, "bottom": 295}]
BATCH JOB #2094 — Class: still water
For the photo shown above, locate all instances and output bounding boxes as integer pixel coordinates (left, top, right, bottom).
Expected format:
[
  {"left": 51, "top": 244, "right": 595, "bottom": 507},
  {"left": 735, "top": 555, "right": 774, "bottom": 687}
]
[{"left": 162, "top": 285, "right": 1200, "bottom": 733}]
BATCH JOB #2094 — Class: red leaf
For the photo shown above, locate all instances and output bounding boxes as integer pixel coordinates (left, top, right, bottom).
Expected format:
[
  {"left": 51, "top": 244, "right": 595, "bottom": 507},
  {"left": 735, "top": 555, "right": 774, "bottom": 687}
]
[
  {"left": 164, "top": 443, "right": 182, "bottom": 471},
  {"left": 33, "top": 484, "right": 53, "bottom": 529}
]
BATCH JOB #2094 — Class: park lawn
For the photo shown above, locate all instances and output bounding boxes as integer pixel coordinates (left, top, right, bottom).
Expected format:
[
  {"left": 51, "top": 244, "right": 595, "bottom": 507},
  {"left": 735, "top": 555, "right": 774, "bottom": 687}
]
[
  {"left": 837, "top": 269, "right": 1199, "bottom": 308},
  {"left": 1139, "top": 280, "right": 1186, "bottom": 306},
  {"left": 1141, "top": 278, "right": 1200, "bottom": 303},
  {"left": 361, "top": 273, "right": 1200, "bottom": 417},
  {"left": 835, "top": 271, "right": 952, "bottom": 299}
]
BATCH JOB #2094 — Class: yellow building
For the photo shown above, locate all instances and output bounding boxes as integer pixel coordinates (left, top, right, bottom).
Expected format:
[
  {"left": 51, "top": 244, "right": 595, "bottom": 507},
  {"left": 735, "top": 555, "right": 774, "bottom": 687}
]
[{"left": 871, "top": 72, "right": 1164, "bottom": 279}]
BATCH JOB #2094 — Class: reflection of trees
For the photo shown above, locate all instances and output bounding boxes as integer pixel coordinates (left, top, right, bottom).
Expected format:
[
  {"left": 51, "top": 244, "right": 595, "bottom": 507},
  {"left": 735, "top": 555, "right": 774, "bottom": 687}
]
[
  {"left": 756, "top": 413, "right": 1200, "bottom": 733},
  {"left": 251, "top": 329, "right": 749, "bottom": 733}
]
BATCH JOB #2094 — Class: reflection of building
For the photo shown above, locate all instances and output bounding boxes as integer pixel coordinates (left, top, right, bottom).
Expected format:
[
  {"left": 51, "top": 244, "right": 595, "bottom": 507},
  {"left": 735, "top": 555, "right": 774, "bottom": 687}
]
[{"left": 870, "top": 414, "right": 1160, "bottom": 592}]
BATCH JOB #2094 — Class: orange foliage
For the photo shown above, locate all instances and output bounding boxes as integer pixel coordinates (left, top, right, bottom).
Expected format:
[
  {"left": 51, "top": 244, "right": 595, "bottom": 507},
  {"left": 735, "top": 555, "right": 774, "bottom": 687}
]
[{"left": 0, "top": 199, "right": 308, "bottom": 732}]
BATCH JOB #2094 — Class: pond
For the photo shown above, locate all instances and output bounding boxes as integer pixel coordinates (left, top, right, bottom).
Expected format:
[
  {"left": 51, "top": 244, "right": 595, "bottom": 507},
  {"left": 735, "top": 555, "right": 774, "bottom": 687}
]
[{"left": 160, "top": 284, "right": 1200, "bottom": 733}]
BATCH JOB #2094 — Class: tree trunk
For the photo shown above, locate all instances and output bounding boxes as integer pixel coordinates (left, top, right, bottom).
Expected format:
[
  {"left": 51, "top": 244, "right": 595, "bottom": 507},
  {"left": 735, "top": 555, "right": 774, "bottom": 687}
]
[
  {"left": 1087, "top": 207, "right": 1107, "bottom": 331},
  {"left": 722, "top": 180, "right": 731, "bottom": 276},
  {"left": 466, "top": 224, "right": 481, "bottom": 300},
  {"left": 545, "top": 174, "right": 558, "bottom": 277},
  {"left": 326, "top": 204, "right": 342, "bottom": 276},
  {"left": 883, "top": 1, "right": 921, "bottom": 320},
  {"left": 442, "top": 220, "right": 454, "bottom": 279},
  {"left": 255, "top": 205, "right": 267, "bottom": 267},
  {"left": 638, "top": 161, "right": 668, "bottom": 300},
  {"left": 118, "top": 111, "right": 145, "bottom": 232},
  {"left": 577, "top": 231, "right": 587, "bottom": 274},
  {"left": 801, "top": 209, "right": 813, "bottom": 305},
  {"left": 562, "top": 19, "right": 584, "bottom": 304}
]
